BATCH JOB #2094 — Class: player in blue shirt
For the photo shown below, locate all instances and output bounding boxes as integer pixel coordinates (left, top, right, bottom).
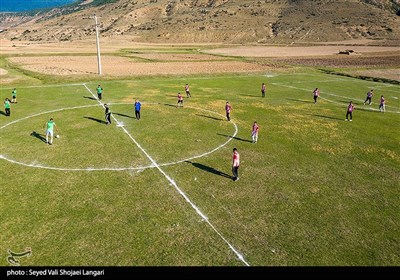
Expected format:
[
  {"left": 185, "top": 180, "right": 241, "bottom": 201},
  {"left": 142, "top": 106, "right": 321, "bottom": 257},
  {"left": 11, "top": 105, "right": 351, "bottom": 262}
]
[{"left": 134, "top": 99, "right": 141, "bottom": 120}]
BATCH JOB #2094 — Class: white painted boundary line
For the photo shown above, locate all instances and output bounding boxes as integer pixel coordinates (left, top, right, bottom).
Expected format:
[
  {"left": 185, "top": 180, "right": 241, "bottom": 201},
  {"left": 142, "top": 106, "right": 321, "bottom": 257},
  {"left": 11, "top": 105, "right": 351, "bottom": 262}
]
[
  {"left": 83, "top": 84, "right": 250, "bottom": 266},
  {"left": 0, "top": 154, "right": 155, "bottom": 171},
  {"left": 112, "top": 102, "right": 239, "bottom": 167},
  {"left": 373, "top": 85, "right": 400, "bottom": 93},
  {"left": 0, "top": 103, "right": 237, "bottom": 171},
  {"left": 271, "top": 82, "right": 400, "bottom": 114},
  {"left": 0, "top": 83, "right": 85, "bottom": 90},
  {"left": 276, "top": 72, "right": 349, "bottom": 81},
  {"left": 0, "top": 104, "right": 99, "bottom": 130},
  {"left": 285, "top": 79, "right": 349, "bottom": 84},
  {"left": 282, "top": 79, "right": 400, "bottom": 94}
]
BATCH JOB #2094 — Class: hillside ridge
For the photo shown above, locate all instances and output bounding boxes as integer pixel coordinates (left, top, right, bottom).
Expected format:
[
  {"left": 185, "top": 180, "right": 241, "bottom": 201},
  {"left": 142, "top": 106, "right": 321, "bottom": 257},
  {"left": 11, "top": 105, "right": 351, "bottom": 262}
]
[{"left": 0, "top": 0, "right": 399, "bottom": 44}]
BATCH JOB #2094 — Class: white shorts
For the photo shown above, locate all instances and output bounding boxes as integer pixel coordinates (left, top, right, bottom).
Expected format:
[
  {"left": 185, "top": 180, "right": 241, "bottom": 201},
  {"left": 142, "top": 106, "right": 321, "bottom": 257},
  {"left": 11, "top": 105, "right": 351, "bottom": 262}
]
[{"left": 46, "top": 130, "right": 54, "bottom": 136}]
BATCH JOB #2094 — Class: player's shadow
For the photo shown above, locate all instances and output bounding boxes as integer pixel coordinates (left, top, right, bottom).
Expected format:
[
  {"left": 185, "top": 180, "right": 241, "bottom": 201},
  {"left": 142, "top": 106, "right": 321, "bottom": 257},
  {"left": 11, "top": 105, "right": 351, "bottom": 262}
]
[
  {"left": 83, "top": 96, "right": 97, "bottom": 101},
  {"left": 185, "top": 161, "right": 232, "bottom": 179},
  {"left": 339, "top": 100, "right": 363, "bottom": 106},
  {"left": 287, "top": 98, "right": 313, "bottom": 103},
  {"left": 163, "top": 103, "right": 179, "bottom": 108},
  {"left": 0, "top": 110, "right": 6, "bottom": 116},
  {"left": 113, "top": 112, "right": 135, "bottom": 119},
  {"left": 355, "top": 106, "right": 380, "bottom": 113},
  {"left": 242, "top": 94, "right": 261, "bottom": 98},
  {"left": 217, "top": 133, "right": 252, "bottom": 143},
  {"left": 30, "top": 131, "right": 47, "bottom": 143},
  {"left": 196, "top": 114, "right": 223, "bottom": 121},
  {"left": 84, "top": 116, "right": 107, "bottom": 124},
  {"left": 310, "top": 114, "right": 343, "bottom": 121}
]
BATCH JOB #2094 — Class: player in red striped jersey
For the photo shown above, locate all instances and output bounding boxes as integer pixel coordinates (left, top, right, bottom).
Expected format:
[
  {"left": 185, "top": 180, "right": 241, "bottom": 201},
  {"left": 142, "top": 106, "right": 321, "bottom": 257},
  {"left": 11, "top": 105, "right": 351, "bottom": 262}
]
[
  {"left": 225, "top": 101, "right": 232, "bottom": 121},
  {"left": 177, "top": 92, "right": 183, "bottom": 107},
  {"left": 232, "top": 148, "right": 240, "bottom": 181},
  {"left": 345, "top": 101, "right": 355, "bottom": 121},
  {"left": 313, "top": 88, "right": 320, "bottom": 104},
  {"left": 379, "top": 95, "right": 385, "bottom": 112},
  {"left": 261, "top": 82, "right": 266, "bottom": 98},
  {"left": 185, "top": 83, "right": 191, "bottom": 98},
  {"left": 251, "top": 121, "right": 259, "bottom": 143}
]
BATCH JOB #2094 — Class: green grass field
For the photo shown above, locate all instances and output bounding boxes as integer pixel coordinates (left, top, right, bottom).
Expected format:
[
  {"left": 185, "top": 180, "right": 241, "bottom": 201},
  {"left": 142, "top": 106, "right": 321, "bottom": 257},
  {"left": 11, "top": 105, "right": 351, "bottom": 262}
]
[{"left": 1, "top": 69, "right": 399, "bottom": 266}]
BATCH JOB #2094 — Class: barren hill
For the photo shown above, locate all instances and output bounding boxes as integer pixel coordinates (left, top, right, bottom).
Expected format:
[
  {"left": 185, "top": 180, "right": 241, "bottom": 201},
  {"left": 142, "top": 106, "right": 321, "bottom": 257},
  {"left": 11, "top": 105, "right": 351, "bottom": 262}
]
[{"left": 0, "top": 0, "right": 399, "bottom": 44}]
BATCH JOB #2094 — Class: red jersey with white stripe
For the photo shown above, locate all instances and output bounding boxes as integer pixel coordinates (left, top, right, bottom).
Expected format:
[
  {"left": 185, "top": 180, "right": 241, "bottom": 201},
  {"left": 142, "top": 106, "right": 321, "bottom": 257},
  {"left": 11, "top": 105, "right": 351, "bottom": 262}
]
[
  {"left": 252, "top": 123, "right": 259, "bottom": 133},
  {"left": 225, "top": 104, "right": 232, "bottom": 113},
  {"left": 380, "top": 96, "right": 385, "bottom": 105},
  {"left": 178, "top": 94, "right": 183, "bottom": 101},
  {"left": 232, "top": 151, "right": 240, "bottom": 167},
  {"left": 347, "top": 103, "right": 354, "bottom": 112}
]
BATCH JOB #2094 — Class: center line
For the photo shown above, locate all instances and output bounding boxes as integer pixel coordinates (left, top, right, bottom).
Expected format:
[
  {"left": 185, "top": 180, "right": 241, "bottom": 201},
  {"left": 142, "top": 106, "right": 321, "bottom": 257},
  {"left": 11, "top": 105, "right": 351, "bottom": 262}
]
[{"left": 83, "top": 83, "right": 250, "bottom": 266}]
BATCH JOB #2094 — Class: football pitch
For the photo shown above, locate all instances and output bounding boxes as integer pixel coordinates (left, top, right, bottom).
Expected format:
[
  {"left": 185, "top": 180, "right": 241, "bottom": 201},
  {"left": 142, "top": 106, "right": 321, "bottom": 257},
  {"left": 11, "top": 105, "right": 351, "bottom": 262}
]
[{"left": 1, "top": 72, "right": 399, "bottom": 266}]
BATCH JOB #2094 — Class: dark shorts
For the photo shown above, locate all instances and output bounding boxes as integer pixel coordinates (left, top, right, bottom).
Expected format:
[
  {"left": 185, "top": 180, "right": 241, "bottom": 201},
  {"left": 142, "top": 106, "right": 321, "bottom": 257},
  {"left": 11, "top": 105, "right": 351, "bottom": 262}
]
[{"left": 178, "top": 100, "right": 183, "bottom": 103}]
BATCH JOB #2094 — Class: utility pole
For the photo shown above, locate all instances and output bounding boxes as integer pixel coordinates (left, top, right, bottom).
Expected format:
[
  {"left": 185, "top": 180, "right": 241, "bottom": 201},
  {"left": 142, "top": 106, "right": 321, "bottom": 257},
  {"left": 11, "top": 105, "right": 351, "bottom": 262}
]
[{"left": 94, "top": 14, "right": 102, "bottom": 75}]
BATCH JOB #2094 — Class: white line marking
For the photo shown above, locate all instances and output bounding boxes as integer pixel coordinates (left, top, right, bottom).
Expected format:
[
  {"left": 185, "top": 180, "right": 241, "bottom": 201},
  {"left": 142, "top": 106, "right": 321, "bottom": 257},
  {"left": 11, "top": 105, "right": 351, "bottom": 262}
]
[
  {"left": 111, "top": 102, "right": 239, "bottom": 167},
  {"left": 373, "top": 86, "right": 400, "bottom": 93},
  {"left": 0, "top": 104, "right": 99, "bottom": 130},
  {"left": 0, "top": 154, "right": 156, "bottom": 171},
  {"left": 83, "top": 84, "right": 249, "bottom": 266},
  {"left": 272, "top": 82, "right": 400, "bottom": 114},
  {"left": 1, "top": 103, "right": 237, "bottom": 171},
  {"left": 276, "top": 73, "right": 348, "bottom": 81},
  {"left": 0, "top": 83, "right": 85, "bottom": 90},
  {"left": 284, "top": 79, "right": 349, "bottom": 84}
]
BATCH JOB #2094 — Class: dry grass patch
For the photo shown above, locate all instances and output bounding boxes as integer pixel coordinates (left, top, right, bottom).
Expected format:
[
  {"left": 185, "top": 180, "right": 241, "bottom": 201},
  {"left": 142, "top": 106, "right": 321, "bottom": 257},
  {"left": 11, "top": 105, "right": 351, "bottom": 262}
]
[
  {"left": 129, "top": 53, "right": 228, "bottom": 61},
  {"left": 8, "top": 55, "right": 269, "bottom": 76}
]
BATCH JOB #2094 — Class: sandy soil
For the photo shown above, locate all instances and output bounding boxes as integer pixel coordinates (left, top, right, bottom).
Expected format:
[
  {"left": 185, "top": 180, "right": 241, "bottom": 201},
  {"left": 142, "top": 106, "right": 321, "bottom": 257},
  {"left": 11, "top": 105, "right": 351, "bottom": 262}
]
[
  {"left": 2, "top": 37, "right": 398, "bottom": 57},
  {"left": 129, "top": 53, "right": 229, "bottom": 61},
  {"left": 1, "top": 38, "right": 399, "bottom": 79},
  {"left": 0, "top": 68, "right": 8, "bottom": 75},
  {"left": 205, "top": 46, "right": 400, "bottom": 57},
  {"left": 0, "top": 37, "right": 217, "bottom": 54},
  {"left": 9, "top": 56, "right": 268, "bottom": 76}
]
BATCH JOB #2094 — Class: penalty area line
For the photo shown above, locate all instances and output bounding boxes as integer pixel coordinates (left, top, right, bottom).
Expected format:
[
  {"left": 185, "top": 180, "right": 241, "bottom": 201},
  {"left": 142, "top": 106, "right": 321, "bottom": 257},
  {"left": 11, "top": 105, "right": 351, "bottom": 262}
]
[
  {"left": 272, "top": 82, "right": 400, "bottom": 114},
  {"left": 82, "top": 84, "right": 250, "bottom": 266}
]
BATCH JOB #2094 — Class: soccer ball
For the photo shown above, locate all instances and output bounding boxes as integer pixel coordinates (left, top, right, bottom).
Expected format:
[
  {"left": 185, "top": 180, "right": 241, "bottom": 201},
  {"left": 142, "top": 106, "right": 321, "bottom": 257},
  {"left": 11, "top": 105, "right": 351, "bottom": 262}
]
[{"left": 55, "top": 135, "right": 60, "bottom": 138}]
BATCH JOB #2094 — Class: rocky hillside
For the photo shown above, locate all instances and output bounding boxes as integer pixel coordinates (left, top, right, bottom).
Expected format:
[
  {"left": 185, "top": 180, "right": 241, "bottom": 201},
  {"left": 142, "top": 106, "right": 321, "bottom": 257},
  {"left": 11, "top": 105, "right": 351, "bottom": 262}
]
[{"left": 0, "top": 0, "right": 399, "bottom": 44}]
